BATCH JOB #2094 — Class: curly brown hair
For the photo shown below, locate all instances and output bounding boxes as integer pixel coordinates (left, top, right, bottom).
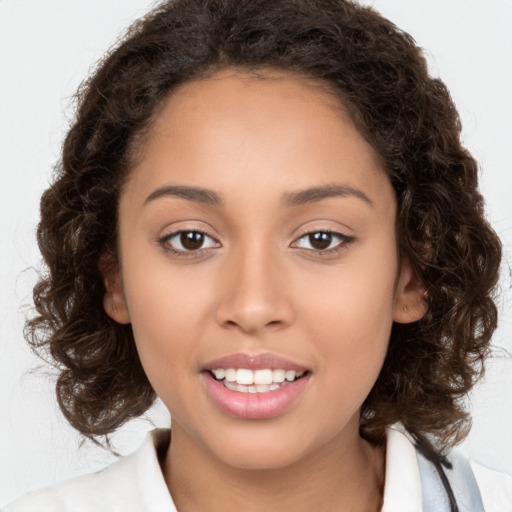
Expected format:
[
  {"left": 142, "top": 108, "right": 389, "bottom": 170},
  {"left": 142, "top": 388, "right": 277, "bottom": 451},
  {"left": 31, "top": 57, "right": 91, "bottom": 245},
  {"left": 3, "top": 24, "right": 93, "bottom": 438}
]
[{"left": 27, "top": 0, "right": 501, "bottom": 462}]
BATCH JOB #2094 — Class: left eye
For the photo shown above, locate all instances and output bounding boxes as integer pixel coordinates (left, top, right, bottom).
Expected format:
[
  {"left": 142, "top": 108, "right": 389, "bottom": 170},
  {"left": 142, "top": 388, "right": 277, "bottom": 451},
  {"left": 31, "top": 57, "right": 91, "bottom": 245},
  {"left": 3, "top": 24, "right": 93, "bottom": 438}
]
[
  {"left": 293, "top": 231, "right": 351, "bottom": 251},
  {"left": 161, "top": 231, "right": 219, "bottom": 252}
]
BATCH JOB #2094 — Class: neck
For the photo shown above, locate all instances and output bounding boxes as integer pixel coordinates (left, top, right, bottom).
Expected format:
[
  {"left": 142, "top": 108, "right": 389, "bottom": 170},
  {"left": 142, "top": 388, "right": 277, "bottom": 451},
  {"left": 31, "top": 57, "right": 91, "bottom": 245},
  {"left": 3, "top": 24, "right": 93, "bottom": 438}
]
[{"left": 162, "top": 419, "right": 385, "bottom": 512}]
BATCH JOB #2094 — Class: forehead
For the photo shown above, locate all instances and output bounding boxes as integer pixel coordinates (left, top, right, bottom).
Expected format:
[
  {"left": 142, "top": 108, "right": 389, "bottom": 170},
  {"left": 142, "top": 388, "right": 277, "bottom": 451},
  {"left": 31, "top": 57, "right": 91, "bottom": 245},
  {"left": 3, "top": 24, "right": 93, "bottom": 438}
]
[{"left": 124, "top": 69, "right": 393, "bottom": 214}]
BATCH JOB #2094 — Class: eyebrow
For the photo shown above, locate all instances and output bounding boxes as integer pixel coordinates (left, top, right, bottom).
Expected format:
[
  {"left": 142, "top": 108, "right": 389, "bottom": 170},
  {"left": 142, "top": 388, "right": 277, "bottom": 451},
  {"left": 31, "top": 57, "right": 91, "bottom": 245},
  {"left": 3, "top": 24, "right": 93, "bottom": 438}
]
[
  {"left": 144, "top": 185, "right": 223, "bottom": 206},
  {"left": 143, "top": 183, "right": 373, "bottom": 208},
  {"left": 283, "top": 184, "right": 374, "bottom": 208}
]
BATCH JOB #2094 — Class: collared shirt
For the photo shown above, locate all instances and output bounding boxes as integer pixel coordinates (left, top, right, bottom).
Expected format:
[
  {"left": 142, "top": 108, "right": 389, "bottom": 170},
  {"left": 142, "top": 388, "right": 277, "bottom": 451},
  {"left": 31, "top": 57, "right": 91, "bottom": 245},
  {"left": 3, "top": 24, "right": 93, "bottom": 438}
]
[{"left": 4, "top": 428, "right": 512, "bottom": 511}]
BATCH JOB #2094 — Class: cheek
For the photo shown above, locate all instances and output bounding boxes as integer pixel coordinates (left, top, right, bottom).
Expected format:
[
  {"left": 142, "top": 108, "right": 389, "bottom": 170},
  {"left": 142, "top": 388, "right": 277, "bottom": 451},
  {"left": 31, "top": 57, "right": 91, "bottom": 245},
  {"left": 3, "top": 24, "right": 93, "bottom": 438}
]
[
  {"left": 118, "top": 247, "right": 215, "bottom": 393},
  {"left": 294, "top": 246, "right": 397, "bottom": 394},
  {"left": 308, "top": 286, "right": 393, "bottom": 372},
  {"left": 121, "top": 234, "right": 214, "bottom": 334}
]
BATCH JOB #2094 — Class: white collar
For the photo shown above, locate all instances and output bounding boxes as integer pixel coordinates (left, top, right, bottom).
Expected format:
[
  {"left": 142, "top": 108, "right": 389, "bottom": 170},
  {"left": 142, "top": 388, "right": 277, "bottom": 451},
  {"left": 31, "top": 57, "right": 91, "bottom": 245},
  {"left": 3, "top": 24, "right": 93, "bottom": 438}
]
[
  {"left": 139, "top": 427, "right": 425, "bottom": 511},
  {"left": 7, "top": 426, "right": 511, "bottom": 511},
  {"left": 381, "top": 426, "right": 423, "bottom": 512}
]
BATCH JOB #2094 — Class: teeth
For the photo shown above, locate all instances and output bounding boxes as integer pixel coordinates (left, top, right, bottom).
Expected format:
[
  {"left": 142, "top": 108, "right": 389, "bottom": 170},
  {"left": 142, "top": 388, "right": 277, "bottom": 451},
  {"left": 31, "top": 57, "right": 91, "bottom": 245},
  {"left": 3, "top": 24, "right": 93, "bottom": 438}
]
[
  {"left": 224, "top": 381, "right": 247, "bottom": 392},
  {"left": 272, "top": 369, "right": 286, "bottom": 383},
  {"left": 225, "top": 368, "right": 237, "bottom": 382},
  {"left": 236, "top": 368, "right": 254, "bottom": 385},
  {"left": 212, "top": 367, "right": 305, "bottom": 387},
  {"left": 254, "top": 369, "right": 273, "bottom": 385},
  {"left": 285, "top": 370, "right": 297, "bottom": 382},
  {"left": 213, "top": 369, "right": 225, "bottom": 380},
  {"left": 223, "top": 380, "right": 283, "bottom": 393}
]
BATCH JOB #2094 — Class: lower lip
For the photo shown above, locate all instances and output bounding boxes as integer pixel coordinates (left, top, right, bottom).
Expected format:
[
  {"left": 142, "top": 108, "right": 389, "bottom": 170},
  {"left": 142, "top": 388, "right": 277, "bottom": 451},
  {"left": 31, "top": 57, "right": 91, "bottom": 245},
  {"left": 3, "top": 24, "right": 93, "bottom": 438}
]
[{"left": 202, "top": 372, "right": 311, "bottom": 420}]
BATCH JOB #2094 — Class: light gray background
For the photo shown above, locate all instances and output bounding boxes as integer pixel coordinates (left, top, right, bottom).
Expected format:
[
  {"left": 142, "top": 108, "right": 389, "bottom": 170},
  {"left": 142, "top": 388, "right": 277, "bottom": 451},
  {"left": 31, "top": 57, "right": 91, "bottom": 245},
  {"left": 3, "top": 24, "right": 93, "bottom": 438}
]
[{"left": 1, "top": 0, "right": 511, "bottom": 506}]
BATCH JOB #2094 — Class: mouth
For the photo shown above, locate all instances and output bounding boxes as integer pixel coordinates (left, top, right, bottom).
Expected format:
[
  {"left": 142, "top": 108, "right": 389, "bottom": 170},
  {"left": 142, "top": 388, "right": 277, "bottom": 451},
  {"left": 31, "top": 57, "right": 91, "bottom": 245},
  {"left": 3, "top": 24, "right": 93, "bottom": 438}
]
[
  {"left": 208, "top": 367, "right": 308, "bottom": 394},
  {"left": 201, "top": 353, "right": 312, "bottom": 419}
]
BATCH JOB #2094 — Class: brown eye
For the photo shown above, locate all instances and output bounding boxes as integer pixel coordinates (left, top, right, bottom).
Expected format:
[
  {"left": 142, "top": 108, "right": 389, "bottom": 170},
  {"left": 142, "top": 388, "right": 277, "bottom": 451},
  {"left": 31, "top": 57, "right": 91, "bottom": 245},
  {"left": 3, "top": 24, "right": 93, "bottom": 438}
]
[
  {"left": 161, "top": 230, "right": 219, "bottom": 253},
  {"left": 180, "top": 231, "right": 204, "bottom": 250},
  {"left": 308, "top": 232, "right": 332, "bottom": 250},
  {"left": 292, "top": 230, "right": 355, "bottom": 253}
]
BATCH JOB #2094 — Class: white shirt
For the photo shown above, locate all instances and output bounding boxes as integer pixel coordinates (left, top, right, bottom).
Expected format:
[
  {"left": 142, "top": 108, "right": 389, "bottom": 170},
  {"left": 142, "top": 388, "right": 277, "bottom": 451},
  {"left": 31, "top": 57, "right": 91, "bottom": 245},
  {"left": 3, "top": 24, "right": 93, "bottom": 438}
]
[{"left": 4, "top": 428, "right": 512, "bottom": 511}]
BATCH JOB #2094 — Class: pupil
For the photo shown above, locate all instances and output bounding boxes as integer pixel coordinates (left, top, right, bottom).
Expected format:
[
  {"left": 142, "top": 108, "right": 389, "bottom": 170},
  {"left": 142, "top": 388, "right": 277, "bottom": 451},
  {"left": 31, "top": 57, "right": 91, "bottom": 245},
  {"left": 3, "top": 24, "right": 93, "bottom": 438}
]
[
  {"left": 309, "top": 232, "right": 332, "bottom": 250},
  {"left": 181, "top": 231, "right": 204, "bottom": 250}
]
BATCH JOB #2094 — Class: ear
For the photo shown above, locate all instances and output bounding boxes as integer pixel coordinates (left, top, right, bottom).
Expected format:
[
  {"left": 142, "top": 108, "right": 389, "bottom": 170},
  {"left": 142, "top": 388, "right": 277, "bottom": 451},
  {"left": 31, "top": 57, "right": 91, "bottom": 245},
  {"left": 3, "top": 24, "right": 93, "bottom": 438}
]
[
  {"left": 393, "top": 257, "right": 427, "bottom": 324},
  {"left": 99, "top": 256, "right": 131, "bottom": 325}
]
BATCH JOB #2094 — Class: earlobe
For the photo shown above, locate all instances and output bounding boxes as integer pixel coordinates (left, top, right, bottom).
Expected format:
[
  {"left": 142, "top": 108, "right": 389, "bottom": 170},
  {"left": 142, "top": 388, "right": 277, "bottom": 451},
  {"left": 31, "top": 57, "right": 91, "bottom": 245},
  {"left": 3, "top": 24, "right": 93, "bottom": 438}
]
[
  {"left": 99, "top": 258, "right": 131, "bottom": 325},
  {"left": 393, "top": 257, "right": 427, "bottom": 324}
]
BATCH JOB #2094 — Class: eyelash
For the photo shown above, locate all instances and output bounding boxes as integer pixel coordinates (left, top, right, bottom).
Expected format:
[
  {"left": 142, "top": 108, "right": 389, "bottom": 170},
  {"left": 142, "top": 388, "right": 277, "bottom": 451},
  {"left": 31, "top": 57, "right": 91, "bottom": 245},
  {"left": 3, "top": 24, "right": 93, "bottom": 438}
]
[
  {"left": 158, "top": 229, "right": 355, "bottom": 258},
  {"left": 158, "top": 230, "right": 220, "bottom": 258},
  {"left": 291, "top": 229, "right": 356, "bottom": 255}
]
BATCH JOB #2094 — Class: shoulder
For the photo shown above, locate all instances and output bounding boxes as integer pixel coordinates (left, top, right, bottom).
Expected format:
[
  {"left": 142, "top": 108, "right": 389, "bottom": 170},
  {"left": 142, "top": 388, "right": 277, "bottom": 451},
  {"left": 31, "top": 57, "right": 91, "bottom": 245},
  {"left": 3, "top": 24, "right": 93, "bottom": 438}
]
[
  {"left": 383, "top": 426, "right": 512, "bottom": 512},
  {"left": 469, "top": 458, "right": 512, "bottom": 512},
  {"left": 3, "top": 429, "right": 176, "bottom": 512}
]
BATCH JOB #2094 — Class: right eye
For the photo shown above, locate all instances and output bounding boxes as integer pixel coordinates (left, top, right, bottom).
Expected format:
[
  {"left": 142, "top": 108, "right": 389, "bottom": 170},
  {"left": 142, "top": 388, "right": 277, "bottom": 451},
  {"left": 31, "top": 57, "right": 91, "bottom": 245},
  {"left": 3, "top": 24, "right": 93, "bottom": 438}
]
[
  {"left": 159, "top": 230, "right": 220, "bottom": 254},
  {"left": 291, "top": 230, "right": 355, "bottom": 254}
]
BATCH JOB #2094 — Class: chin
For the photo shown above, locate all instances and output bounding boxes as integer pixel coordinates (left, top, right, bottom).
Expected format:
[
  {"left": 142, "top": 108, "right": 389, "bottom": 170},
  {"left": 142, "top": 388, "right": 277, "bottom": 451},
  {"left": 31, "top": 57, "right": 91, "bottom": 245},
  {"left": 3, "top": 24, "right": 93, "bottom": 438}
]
[
  {"left": 218, "top": 444, "right": 309, "bottom": 471},
  {"left": 201, "top": 419, "right": 338, "bottom": 472}
]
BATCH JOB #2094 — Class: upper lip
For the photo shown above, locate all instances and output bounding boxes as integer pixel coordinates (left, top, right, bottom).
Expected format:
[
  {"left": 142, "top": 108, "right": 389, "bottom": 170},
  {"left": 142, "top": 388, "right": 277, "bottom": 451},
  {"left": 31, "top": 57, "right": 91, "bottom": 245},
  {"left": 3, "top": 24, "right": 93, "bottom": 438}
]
[{"left": 202, "top": 353, "right": 310, "bottom": 372}]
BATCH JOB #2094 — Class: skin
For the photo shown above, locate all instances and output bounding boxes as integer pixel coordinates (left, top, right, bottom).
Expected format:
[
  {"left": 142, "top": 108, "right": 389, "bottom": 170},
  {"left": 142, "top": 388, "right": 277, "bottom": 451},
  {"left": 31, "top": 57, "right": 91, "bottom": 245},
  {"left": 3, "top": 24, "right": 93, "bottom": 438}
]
[{"left": 104, "top": 69, "right": 426, "bottom": 512}]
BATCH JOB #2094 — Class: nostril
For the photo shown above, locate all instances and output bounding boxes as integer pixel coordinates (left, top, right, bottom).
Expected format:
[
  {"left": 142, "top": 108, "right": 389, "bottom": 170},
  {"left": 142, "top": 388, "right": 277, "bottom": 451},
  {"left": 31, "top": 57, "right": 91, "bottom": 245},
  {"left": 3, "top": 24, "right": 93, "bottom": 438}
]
[{"left": 215, "top": 293, "right": 294, "bottom": 333}]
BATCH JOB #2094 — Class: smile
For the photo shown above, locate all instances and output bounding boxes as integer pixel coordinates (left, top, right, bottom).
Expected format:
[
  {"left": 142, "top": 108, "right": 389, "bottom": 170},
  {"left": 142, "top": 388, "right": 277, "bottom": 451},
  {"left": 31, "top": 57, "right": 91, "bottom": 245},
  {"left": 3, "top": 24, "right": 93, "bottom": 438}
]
[
  {"left": 211, "top": 368, "right": 306, "bottom": 393},
  {"left": 202, "top": 354, "right": 311, "bottom": 419}
]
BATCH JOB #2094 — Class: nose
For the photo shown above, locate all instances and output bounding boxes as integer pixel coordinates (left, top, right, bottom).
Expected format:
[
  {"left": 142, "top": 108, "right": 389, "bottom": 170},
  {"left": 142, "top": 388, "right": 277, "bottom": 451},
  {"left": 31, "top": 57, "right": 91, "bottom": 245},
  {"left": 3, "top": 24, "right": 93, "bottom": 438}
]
[{"left": 215, "top": 245, "right": 294, "bottom": 335}]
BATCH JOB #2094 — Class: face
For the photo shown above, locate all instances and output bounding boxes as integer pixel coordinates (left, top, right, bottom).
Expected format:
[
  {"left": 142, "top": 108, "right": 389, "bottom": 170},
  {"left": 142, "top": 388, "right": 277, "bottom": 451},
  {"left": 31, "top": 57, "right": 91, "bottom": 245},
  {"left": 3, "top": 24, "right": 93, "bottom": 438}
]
[{"left": 104, "top": 70, "right": 425, "bottom": 470}]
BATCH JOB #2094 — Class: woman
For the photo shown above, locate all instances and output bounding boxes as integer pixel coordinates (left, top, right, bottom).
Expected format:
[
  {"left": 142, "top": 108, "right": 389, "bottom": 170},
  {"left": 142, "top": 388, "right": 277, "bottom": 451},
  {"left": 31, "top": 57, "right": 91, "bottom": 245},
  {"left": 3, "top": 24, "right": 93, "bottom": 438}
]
[{"left": 3, "top": 1, "right": 511, "bottom": 510}]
